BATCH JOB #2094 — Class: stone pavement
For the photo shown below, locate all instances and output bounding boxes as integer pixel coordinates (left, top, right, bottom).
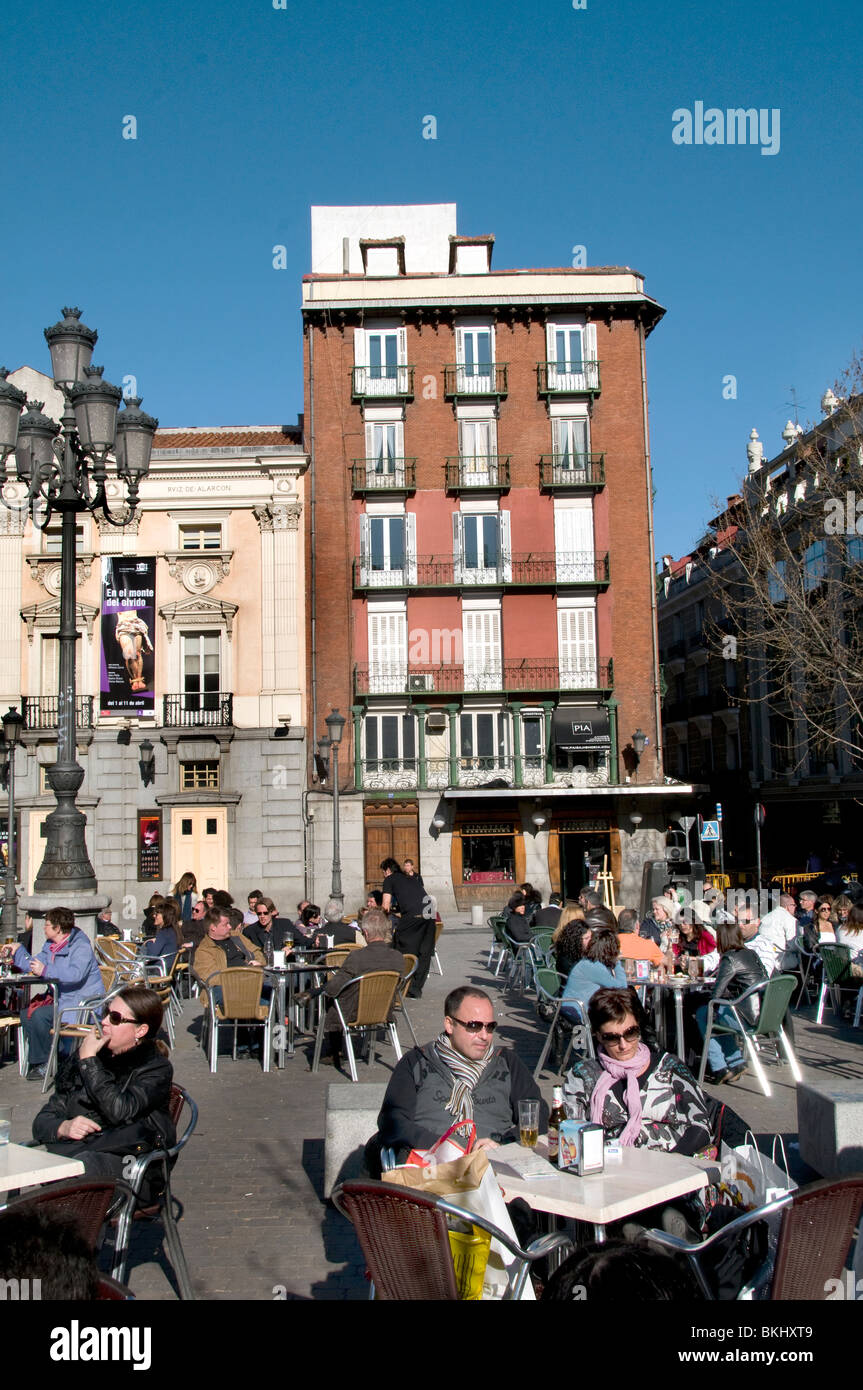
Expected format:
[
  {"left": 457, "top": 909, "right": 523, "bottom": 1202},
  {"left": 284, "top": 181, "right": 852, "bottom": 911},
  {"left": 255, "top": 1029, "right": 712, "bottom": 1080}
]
[{"left": 1, "top": 925, "right": 861, "bottom": 1300}]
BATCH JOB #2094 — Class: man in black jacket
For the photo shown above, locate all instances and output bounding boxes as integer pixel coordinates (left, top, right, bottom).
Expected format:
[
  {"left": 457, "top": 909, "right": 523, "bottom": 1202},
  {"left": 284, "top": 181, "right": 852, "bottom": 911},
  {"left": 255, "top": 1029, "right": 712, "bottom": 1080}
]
[
  {"left": 381, "top": 856, "right": 434, "bottom": 998},
  {"left": 300, "top": 909, "right": 405, "bottom": 1067},
  {"left": 532, "top": 893, "right": 563, "bottom": 929},
  {"left": 367, "top": 985, "right": 547, "bottom": 1171}
]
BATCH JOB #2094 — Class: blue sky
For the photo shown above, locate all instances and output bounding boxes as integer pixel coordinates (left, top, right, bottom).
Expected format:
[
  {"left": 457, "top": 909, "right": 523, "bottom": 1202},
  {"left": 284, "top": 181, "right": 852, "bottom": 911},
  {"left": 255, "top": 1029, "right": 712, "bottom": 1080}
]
[{"left": 3, "top": 0, "right": 861, "bottom": 558}]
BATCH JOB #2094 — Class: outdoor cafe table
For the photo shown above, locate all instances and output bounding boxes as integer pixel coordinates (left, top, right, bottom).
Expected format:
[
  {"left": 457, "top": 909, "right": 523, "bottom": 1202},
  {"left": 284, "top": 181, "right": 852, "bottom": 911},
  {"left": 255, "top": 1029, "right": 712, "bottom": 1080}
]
[
  {"left": 640, "top": 974, "right": 713, "bottom": 1060},
  {"left": 489, "top": 1139, "right": 709, "bottom": 1243},
  {"left": 0, "top": 1143, "right": 85, "bottom": 1195},
  {"left": 264, "top": 950, "right": 335, "bottom": 1067}
]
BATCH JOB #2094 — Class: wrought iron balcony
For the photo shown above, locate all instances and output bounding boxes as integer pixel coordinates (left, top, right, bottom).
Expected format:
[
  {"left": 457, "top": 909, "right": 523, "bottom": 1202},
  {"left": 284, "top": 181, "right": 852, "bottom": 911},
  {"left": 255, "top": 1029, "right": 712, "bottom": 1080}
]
[
  {"left": 22, "top": 696, "right": 95, "bottom": 730},
  {"left": 445, "top": 456, "right": 511, "bottom": 492},
  {"left": 351, "top": 365, "right": 415, "bottom": 400},
  {"left": 361, "top": 758, "right": 418, "bottom": 790},
  {"left": 539, "top": 454, "right": 605, "bottom": 491},
  {"left": 351, "top": 459, "right": 417, "bottom": 495},
  {"left": 354, "top": 659, "right": 613, "bottom": 697},
  {"left": 162, "top": 693, "right": 234, "bottom": 727},
  {"left": 537, "top": 360, "right": 601, "bottom": 396},
  {"left": 353, "top": 551, "right": 610, "bottom": 591},
  {"left": 443, "top": 364, "right": 508, "bottom": 399}
]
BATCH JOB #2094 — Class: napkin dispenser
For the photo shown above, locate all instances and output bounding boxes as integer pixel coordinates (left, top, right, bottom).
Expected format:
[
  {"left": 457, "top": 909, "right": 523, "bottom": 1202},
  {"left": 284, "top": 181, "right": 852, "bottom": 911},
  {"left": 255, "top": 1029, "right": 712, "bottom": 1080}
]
[{"left": 558, "top": 1121, "right": 605, "bottom": 1175}]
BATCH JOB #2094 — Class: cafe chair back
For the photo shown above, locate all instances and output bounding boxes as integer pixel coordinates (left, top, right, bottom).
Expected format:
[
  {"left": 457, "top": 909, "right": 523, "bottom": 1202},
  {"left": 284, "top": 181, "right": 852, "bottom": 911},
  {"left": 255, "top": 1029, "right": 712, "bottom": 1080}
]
[
  {"left": 486, "top": 914, "right": 509, "bottom": 973},
  {"left": 0, "top": 1013, "right": 24, "bottom": 1073},
  {"left": 311, "top": 970, "right": 403, "bottom": 1082},
  {"left": 0, "top": 1178, "right": 122, "bottom": 1252},
  {"left": 392, "top": 953, "right": 419, "bottom": 1048},
  {"left": 42, "top": 980, "right": 129, "bottom": 1094},
  {"left": 432, "top": 916, "right": 444, "bottom": 976},
  {"left": 696, "top": 974, "right": 800, "bottom": 1097},
  {"left": 499, "top": 925, "right": 534, "bottom": 994},
  {"left": 647, "top": 1175, "right": 863, "bottom": 1300},
  {"left": 111, "top": 1083, "right": 198, "bottom": 1300},
  {"left": 814, "top": 944, "right": 856, "bottom": 1025},
  {"left": 95, "top": 936, "right": 140, "bottom": 978},
  {"left": 333, "top": 1178, "right": 572, "bottom": 1300},
  {"left": 204, "top": 967, "right": 275, "bottom": 1074}
]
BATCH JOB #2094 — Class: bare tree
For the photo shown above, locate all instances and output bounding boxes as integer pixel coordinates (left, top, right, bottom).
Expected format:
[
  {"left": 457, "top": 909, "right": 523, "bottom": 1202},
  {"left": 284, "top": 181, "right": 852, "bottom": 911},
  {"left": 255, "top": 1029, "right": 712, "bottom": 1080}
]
[{"left": 705, "top": 372, "right": 863, "bottom": 772}]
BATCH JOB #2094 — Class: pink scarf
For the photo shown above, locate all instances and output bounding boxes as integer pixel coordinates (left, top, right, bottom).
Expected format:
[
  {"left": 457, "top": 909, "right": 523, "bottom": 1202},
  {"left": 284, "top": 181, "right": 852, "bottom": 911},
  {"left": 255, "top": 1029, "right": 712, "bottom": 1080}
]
[{"left": 590, "top": 1042, "right": 652, "bottom": 1146}]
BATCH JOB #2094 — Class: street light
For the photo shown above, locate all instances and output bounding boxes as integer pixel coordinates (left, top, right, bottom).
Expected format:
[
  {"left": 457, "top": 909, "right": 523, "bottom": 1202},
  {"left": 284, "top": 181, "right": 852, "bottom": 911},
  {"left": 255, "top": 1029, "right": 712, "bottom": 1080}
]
[
  {"left": 0, "top": 706, "right": 24, "bottom": 936},
  {"left": 324, "top": 708, "right": 346, "bottom": 910},
  {"left": 0, "top": 310, "right": 158, "bottom": 902}
]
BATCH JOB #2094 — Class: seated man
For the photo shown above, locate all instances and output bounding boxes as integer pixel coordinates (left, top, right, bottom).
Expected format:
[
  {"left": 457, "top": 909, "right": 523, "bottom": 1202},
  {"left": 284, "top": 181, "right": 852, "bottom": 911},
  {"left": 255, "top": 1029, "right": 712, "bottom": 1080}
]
[
  {"left": 755, "top": 893, "right": 800, "bottom": 973},
  {"left": 616, "top": 907, "right": 667, "bottom": 968},
  {"left": 368, "top": 985, "right": 548, "bottom": 1171},
  {"left": 309, "top": 899, "right": 360, "bottom": 949},
  {"left": 193, "top": 908, "right": 266, "bottom": 1007},
  {"left": 245, "top": 897, "right": 299, "bottom": 955},
  {"left": 302, "top": 908, "right": 405, "bottom": 1066},
  {"left": 503, "top": 891, "right": 532, "bottom": 945},
  {"left": 532, "top": 892, "right": 563, "bottom": 930}
]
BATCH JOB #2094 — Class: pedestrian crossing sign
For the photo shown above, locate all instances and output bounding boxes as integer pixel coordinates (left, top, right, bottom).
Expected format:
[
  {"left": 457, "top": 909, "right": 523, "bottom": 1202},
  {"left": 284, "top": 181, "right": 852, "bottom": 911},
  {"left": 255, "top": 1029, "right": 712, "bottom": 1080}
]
[{"left": 700, "top": 820, "right": 720, "bottom": 841}]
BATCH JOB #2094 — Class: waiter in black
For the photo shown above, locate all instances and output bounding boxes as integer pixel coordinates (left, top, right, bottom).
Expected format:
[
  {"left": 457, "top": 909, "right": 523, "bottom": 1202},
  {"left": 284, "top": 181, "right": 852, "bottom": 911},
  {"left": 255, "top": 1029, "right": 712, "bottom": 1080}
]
[{"left": 380, "top": 857, "right": 433, "bottom": 999}]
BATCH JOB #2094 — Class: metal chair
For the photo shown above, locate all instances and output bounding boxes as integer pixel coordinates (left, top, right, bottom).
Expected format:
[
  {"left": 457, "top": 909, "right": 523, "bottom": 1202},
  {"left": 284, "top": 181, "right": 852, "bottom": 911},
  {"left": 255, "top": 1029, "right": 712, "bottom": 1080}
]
[
  {"left": 696, "top": 974, "right": 800, "bottom": 1097},
  {"left": 311, "top": 970, "right": 403, "bottom": 1082},
  {"left": 533, "top": 975, "right": 594, "bottom": 1079},
  {"left": 112, "top": 1083, "right": 197, "bottom": 1300},
  {"left": 0, "top": 1014, "right": 24, "bottom": 1073},
  {"left": 204, "top": 967, "right": 275, "bottom": 1073},
  {"left": 392, "top": 953, "right": 419, "bottom": 1048},
  {"left": 647, "top": 1175, "right": 863, "bottom": 1300},
  {"left": 42, "top": 981, "right": 128, "bottom": 1093},
  {"left": 432, "top": 917, "right": 444, "bottom": 976},
  {"left": 486, "top": 915, "right": 509, "bottom": 972},
  {"left": 333, "top": 1178, "right": 572, "bottom": 1300},
  {"left": 95, "top": 936, "right": 140, "bottom": 979},
  {"left": 500, "top": 925, "right": 534, "bottom": 994},
  {"left": 0, "top": 1177, "right": 121, "bottom": 1250},
  {"left": 815, "top": 944, "right": 857, "bottom": 1024}
]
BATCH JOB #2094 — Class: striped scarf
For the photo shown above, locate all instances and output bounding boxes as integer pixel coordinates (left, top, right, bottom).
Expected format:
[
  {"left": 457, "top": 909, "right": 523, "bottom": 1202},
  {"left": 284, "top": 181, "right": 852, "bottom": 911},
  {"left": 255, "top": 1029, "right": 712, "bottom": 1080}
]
[{"left": 434, "top": 1031, "right": 494, "bottom": 1121}]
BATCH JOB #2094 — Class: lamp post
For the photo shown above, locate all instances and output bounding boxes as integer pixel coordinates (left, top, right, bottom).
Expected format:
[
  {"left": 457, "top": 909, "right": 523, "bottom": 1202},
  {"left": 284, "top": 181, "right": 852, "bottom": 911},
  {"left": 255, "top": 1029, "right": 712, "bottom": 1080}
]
[
  {"left": 0, "top": 706, "right": 24, "bottom": 936},
  {"left": 0, "top": 310, "right": 158, "bottom": 904},
  {"left": 631, "top": 728, "right": 647, "bottom": 782},
  {"left": 324, "top": 708, "right": 346, "bottom": 910}
]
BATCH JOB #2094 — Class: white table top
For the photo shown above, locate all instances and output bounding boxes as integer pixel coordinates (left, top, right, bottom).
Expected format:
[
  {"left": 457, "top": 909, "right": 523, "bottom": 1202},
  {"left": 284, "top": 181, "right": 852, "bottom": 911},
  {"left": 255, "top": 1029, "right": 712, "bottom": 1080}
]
[
  {"left": 490, "top": 1139, "right": 708, "bottom": 1226},
  {"left": 0, "top": 1143, "right": 86, "bottom": 1194}
]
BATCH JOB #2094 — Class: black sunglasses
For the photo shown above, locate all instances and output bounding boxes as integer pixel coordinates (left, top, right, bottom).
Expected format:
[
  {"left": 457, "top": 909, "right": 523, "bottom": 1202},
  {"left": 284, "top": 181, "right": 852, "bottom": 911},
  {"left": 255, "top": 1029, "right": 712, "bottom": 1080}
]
[
  {"left": 599, "top": 1025, "right": 641, "bottom": 1046},
  {"left": 102, "top": 1008, "right": 136, "bottom": 1026},
  {"left": 449, "top": 1017, "right": 497, "bottom": 1034}
]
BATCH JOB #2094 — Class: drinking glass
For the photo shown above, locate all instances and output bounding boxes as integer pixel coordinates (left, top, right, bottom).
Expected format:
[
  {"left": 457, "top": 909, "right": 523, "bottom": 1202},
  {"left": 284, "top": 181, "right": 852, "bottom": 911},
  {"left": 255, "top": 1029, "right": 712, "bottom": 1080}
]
[{"left": 518, "top": 1098, "right": 540, "bottom": 1149}]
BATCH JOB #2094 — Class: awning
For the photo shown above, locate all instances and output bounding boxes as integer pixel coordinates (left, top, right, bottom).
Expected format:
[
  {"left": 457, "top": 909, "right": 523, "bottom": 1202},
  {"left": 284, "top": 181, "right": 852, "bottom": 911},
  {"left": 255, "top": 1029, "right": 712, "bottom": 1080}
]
[{"left": 551, "top": 706, "right": 610, "bottom": 752}]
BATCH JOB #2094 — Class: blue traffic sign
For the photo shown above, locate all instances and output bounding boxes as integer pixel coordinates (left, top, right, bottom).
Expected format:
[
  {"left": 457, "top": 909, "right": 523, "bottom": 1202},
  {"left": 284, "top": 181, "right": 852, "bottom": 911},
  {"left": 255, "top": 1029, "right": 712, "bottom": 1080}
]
[{"left": 700, "top": 820, "right": 720, "bottom": 841}]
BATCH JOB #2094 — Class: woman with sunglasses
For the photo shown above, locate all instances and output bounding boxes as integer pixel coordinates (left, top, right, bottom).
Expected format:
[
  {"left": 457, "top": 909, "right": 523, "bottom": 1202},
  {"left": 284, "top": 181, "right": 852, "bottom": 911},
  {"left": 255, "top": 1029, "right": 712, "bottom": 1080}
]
[
  {"left": 814, "top": 896, "right": 837, "bottom": 943},
  {"left": 564, "top": 987, "right": 712, "bottom": 1156},
  {"left": 31, "top": 985, "right": 175, "bottom": 1187}
]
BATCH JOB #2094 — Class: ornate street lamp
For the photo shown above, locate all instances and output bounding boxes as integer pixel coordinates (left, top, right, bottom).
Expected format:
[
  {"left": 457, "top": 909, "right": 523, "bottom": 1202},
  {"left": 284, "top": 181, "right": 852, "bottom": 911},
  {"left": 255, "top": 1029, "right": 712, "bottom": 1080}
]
[
  {"left": 0, "top": 706, "right": 24, "bottom": 936},
  {"left": 0, "top": 310, "right": 158, "bottom": 904},
  {"left": 324, "top": 708, "right": 346, "bottom": 910}
]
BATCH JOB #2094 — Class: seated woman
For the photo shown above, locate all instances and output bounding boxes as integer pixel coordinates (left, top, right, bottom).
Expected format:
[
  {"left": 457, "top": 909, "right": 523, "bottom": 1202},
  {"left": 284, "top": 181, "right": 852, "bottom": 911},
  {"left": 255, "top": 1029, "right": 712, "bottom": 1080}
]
[
  {"left": 2, "top": 906, "right": 104, "bottom": 1080},
  {"left": 143, "top": 900, "right": 183, "bottom": 972},
  {"left": 813, "top": 896, "right": 837, "bottom": 943},
  {"left": 694, "top": 921, "right": 767, "bottom": 1083},
  {"left": 561, "top": 913, "right": 626, "bottom": 1020},
  {"left": 503, "top": 891, "right": 532, "bottom": 945},
  {"left": 836, "top": 902, "right": 863, "bottom": 976},
  {"left": 564, "top": 987, "right": 712, "bottom": 1155},
  {"left": 672, "top": 916, "right": 719, "bottom": 975},
  {"left": 32, "top": 985, "right": 175, "bottom": 1191},
  {"left": 552, "top": 905, "right": 586, "bottom": 980}
]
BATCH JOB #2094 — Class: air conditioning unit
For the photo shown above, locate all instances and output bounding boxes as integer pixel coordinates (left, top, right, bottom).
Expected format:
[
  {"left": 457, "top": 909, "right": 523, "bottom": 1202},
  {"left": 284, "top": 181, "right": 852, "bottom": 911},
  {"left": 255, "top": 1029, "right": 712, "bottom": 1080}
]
[
  {"left": 408, "top": 674, "right": 434, "bottom": 692},
  {"left": 426, "top": 711, "right": 447, "bottom": 733}
]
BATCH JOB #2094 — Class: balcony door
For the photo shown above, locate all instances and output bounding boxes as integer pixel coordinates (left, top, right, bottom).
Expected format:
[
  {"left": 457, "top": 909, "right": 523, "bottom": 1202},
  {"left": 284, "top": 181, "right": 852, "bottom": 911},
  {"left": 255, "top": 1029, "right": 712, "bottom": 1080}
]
[{"left": 182, "top": 631, "right": 220, "bottom": 713}]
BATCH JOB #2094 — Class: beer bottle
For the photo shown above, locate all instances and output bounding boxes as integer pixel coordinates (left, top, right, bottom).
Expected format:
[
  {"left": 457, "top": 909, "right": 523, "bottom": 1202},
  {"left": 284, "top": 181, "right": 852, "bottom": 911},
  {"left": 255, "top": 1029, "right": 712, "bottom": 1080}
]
[{"left": 547, "top": 1085, "right": 566, "bottom": 1165}]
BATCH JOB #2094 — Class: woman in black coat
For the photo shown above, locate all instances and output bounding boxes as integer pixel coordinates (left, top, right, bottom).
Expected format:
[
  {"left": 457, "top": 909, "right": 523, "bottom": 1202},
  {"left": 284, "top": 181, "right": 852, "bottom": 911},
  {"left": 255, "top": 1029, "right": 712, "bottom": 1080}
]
[
  {"left": 32, "top": 985, "right": 175, "bottom": 1190},
  {"left": 695, "top": 921, "right": 766, "bottom": 1083}
]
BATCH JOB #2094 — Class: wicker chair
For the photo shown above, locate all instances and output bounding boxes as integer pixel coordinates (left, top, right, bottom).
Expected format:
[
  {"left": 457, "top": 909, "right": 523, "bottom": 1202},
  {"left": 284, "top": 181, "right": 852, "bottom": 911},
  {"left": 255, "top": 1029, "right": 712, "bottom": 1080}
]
[
  {"left": 311, "top": 970, "right": 403, "bottom": 1082},
  {"left": 392, "top": 953, "right": 419, "bottom": 1047},
  {"left": 0, "top": 1178, "right": 120, "bottom": 1251},
  {"left": 111, "top": 1084, "right": 198, "bottom": 1300},
  {"left": 0, "top": 1013, "right": 24, "bottom": 1073},
  {"left": 204, "top": 967, "right": 275, "bottom": 1073},
  {"left": 647, "top": 1175, "right": 863, "bottom": 1300},
  {"left": 95, "top": 936, "right": 140, "bottom": 979},
  {"left": 333, "top": 1178, "right": 572, "bottom": 1300}
]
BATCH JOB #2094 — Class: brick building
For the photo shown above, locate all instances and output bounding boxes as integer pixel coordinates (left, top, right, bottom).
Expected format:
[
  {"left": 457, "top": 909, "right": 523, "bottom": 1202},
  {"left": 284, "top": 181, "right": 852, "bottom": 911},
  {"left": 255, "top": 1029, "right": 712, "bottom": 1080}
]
[{"left": 303, "top": 204, "right": 695, "bottom": 915}]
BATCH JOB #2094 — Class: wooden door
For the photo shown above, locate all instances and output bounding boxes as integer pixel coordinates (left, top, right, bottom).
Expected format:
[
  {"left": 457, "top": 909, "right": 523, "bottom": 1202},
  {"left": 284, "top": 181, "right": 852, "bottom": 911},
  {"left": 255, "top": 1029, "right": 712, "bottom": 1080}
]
[
  {"left": 363, "top": 803, "right": 419, "bottom": 892},
  {"left": 170, "top": 807, "right": 228, "bottom": 891}
]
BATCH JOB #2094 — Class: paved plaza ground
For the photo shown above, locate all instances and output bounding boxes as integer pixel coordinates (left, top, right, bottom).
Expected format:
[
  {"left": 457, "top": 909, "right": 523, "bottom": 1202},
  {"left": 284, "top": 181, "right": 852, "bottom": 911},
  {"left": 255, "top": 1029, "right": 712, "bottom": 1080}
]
[{"left": 1, "top": 924, "right": 862, "bottom": 1300}]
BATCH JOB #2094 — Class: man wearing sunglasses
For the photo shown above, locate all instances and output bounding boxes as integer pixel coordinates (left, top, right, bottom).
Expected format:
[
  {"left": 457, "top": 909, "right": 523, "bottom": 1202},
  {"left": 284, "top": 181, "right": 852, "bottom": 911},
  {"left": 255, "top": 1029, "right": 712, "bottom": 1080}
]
[{"left": 369, "top": 985, "right": 547, "bottom": 1171}]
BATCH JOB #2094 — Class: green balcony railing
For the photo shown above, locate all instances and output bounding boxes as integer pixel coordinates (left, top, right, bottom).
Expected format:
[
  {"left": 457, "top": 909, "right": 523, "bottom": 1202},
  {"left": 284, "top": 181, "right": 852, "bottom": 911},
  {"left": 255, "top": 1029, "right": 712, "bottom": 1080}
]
[
  {"left": 443, "top": 363, "right": 508, "bottom": 399},
  {"left": 444, "top": 456, "right": 511, "bottom": 491},
  {"left": 350, "top": 459, "right": 417, "bottom": 494},
  {"left": 539, "top": 454, "right": 605, "bottom": 490},
  {"left": 537, "top": 360, "right": 601, "bottom": 396}
]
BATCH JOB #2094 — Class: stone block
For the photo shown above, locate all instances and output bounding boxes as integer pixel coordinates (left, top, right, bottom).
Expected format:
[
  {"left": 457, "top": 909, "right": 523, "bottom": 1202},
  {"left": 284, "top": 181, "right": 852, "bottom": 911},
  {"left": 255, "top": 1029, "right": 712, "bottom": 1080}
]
[
  {"left": 797, "top": 1081, "right": 863, "bottom": 1177},
  {"left": 324, "top": 1081, "right": 387, "bottom": 1199}
]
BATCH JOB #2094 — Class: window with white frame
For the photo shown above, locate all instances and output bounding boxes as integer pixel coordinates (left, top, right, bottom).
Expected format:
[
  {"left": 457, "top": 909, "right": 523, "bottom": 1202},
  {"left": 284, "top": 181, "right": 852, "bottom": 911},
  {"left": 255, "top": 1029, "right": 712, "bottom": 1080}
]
[
  {"left": 365, "top": 421, "right": 403, "bottom": 474},
  {"left": 458, "top": 418, "right": 499, "bottom": 485},
  {"left": 354, "top": 324, "right": 408, "bottom": 396},
  {"left": 179, "top": 524, "right": 223, "bottom": 551},
  {"left": 462, "top": 602, "right": 502, "bottom": 692},
  {"left": 359, "top": 512, "right": 416, "bottom": 586},
  {"left": 455, "top": 323, "right": 494, "bottom": 393},
  {"left": 363, "top": 712, "right": 416, "bottom": 772},
  {"left": 40, "top": 631, "right": 84, "bottom": 696},
  {"left": 453, "top": 510, "right": 510, "bottom": 583},
  {"left": 554, "top": 499, "right": 595, "bottom": 582},
  {"left": 368, "top": 604, "right": 407, "bottom": 694},
  {"left": 545, "top": 320, "right": 598, "bottom": 390},
  {"left": 557, "top": 598, "right": 597, "bottom": 687},
  {"left": 522, "top": 711, "right": 545, "bottom": 779},
  {"left": 182, "top": 631, "right": 221, "bottom": 711},
  {"left": 41, "top": 524, "right": 85, "bottom": 555},
  {"left": 459, "top": 710, "right": 509, "bottom": 771},
  {"left": 551, "top": 417, "right": 590, "bottom": 474}
]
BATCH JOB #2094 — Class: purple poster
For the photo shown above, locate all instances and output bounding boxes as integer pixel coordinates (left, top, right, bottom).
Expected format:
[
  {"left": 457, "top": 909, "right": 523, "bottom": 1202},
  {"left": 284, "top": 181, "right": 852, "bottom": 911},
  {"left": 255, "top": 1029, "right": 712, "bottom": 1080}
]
[{"left": 100, "top": 556, "right": 156, "bottom": 717}]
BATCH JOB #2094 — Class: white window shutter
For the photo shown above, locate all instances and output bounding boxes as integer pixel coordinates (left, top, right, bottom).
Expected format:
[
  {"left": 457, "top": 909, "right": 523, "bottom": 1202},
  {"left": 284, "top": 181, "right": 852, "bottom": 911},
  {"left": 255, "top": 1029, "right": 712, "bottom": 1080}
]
[
  {"left": 500, "top": 510, "right": 512, "bottom": 582},
  {"left": 359, "top": 514, "right": 370, "bottom": 586},
  {"left": 452, "top": 511, "right": 462, "bottom": 583},
  {"left": 354, "top": 327, "right": 366, "bottom": 366},
  {"left": 545, "top": 321, "right": 556, "bottom": 361},
  {"left": 456, "top": 325, "right": 466, "bottom": 364},
  {"left": 405, "top": 512, "right": 417, "bottom": 585},
  {"left": 397, "top": 325, "right": 407, "bottom": 364},
  {"left": 585, "top": 322, "right": 598, "bottom": 364}
]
